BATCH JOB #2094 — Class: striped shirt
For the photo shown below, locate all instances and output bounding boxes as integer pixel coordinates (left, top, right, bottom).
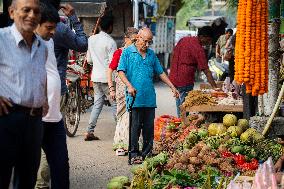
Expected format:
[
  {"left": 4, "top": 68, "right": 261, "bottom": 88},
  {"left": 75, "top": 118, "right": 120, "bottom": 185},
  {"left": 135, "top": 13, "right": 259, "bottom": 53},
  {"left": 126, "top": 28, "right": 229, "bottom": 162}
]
[{"left": 0, "top": 24, "right": 47, "bottom": 108}]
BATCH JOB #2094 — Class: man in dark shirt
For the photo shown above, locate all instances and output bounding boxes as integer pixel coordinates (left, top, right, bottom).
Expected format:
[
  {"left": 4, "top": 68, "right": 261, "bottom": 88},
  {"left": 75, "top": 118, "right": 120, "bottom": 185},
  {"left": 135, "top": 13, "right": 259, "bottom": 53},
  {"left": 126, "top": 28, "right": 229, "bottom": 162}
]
[
  {"left": 169, "top": 26, "right": 217, "bottom": 117},
  {"left": 52, "top": 2, "right": 88, "bottom": 95}
]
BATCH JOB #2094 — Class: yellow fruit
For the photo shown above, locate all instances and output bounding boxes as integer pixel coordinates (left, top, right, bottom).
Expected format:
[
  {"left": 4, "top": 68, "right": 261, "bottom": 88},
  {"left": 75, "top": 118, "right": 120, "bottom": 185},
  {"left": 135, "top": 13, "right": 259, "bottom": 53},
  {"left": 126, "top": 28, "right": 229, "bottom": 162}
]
[
  {"left": 240, "top": 132, "right": 251, "bottom": 143},
  {"left": 246, "top": 128, "right": 257, "bottom": 134},
  {"left": 253, "top": 132, "right": 264, "bottom": 142},
  {"left": 227, "top": 126, "right": 243, "bottom": 137},
  {"left": 237, "top": 119, "right": 249, "bottom": 131},
  {"left": 208, "top": 123, "right": 227, "bottom": 136},
  {"left": 223, "top": 114, "right": 238, "bottom": 127}
]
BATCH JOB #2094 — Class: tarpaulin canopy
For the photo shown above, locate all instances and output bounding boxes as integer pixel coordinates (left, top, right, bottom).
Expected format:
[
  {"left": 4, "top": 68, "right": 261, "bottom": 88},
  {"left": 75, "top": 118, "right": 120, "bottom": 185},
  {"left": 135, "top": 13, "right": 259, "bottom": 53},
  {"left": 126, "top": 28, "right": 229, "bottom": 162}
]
[
  {"left": 61, "top": 0, "right": 107, "bottom": 17},
  {"left": 187, "top": 16, "right": 227, "bottom": 28}
]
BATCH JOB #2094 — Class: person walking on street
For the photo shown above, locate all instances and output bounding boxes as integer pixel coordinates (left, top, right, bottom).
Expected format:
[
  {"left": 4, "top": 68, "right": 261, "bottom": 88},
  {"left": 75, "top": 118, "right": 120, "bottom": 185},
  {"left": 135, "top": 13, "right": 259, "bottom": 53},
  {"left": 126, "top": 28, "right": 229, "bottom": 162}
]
[
  {"left": 35, "top": 2, "right": 69, "bottom": 189},
  {"left": 118, "top": 28, "right": 179, "bottom": 164},
  {"left": 107, "top": 27, "right": 138, "bottom": 154},
  {"left": 169, "top": 26, "right": 218, "bottom": 117},
  {"left": 85, "top": 15, "right": 117, "bottom": 141},
  {"left": 0, "top": 0, "right": 48, "bottom": 187}
]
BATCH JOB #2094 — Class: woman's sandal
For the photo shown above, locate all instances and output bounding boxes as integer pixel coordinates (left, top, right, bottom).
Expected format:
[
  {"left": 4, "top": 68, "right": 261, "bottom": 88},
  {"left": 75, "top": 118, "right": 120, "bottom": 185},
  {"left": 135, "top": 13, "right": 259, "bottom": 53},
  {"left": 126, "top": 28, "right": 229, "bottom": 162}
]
[
  {"left": 130, "top": 156, "right": 143, "bottom": 164},
  {"left": 116, "top": 148, "right": 126, "bottom": 156}
]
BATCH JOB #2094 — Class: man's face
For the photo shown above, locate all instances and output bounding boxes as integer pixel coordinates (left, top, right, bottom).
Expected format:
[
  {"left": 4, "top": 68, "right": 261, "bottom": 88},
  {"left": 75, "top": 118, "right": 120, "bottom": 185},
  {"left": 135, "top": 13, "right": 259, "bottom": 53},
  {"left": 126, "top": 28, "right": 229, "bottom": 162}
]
[
  {"left": 36, "top": 22, "right": 57, "bottom": 40},
  {"left": 9, "top": 0, "right": 41, "bottom": 35},
  {"left": 225, "top": 32, "right": 232, "bottom": 40},
  {"left": 135, "top": 34, "right": 153, "bottom": 52},
  {"left": 199, "top": 36, "right": 212, "bottom": 46},
  {"left": 108, "top": 25, "right": 113, "bottom": 34}
]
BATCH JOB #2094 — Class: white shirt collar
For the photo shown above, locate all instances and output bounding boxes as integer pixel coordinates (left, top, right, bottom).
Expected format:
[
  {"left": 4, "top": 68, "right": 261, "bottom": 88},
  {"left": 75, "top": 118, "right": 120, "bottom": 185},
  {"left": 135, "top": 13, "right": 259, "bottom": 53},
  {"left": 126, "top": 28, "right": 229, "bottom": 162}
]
[{"left": 10, "top": 23, "right": 40, "bottom": 47}]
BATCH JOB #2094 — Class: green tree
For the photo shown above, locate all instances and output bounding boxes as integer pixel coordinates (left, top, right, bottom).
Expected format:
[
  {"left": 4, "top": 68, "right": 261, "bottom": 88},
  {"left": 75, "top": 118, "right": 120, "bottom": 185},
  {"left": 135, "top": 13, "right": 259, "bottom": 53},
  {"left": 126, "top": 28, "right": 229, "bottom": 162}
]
[{"left": 176, "top": 0, "right": 207, "bottom": 30}]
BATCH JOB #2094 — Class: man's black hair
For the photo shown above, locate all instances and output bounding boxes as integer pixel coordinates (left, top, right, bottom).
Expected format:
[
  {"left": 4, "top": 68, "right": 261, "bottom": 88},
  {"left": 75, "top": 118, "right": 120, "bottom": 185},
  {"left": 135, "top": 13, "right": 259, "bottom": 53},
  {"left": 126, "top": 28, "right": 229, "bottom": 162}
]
[
  {"left": 226, "top": 28, "right": 234, "bottom": 35},
  {"left": 197, "top": 26, "right": 213, "bottom": 38},
  {"left": 99, "top": 15, "right": 114, "bottom": 32},
  {"left": 40, "top": 0, "right": 61, "bottom": 10},
  {"left": 39, "top": 2, "right": 60, "bottom": 24}
]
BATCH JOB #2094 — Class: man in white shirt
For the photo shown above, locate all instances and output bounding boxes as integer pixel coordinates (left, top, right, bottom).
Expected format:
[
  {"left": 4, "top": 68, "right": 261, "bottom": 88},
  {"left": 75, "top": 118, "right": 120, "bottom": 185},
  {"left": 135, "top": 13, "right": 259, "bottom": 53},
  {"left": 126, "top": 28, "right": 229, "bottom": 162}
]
[
  {"left": 35, "top": 2, "right": 69, "bottom": 189},
  {"left": 85, "top": 15, "right": 117, "bottom": 141},
  {"left": 0, "top": 0, "right": 48, "bottom": 187}
]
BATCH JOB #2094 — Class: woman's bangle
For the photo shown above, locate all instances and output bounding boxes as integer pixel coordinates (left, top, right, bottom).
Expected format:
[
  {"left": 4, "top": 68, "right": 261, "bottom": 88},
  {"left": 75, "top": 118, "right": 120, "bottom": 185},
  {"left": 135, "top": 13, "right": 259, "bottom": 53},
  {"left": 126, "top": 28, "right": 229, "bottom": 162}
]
[
  {"left": 110, "top": 89, "right": 115, "bottom": 92},
  {"left": 109, "top": 86, "right": 114, "bottom": 89}
]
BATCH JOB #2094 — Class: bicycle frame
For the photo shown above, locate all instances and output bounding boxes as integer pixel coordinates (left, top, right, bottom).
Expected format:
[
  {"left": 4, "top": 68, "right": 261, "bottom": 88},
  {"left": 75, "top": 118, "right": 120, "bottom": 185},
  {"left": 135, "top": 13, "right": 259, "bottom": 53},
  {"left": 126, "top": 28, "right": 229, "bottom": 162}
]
[{"left": 66, "top": 50, "right": 94, "bottom": 112}]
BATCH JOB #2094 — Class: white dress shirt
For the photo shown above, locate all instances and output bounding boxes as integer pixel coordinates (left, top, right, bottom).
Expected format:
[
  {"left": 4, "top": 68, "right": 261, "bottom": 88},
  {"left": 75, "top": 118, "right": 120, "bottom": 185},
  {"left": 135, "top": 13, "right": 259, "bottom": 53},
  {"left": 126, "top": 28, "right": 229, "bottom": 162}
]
[
  {"left": 87, "top": 31, "right": 117, "bottom": 83},
  {"left": 0, "top": 24, "right": 47, "bottom": 108},
  {"left": 42, "top": 39, "right": 62, "bottom": 122}
]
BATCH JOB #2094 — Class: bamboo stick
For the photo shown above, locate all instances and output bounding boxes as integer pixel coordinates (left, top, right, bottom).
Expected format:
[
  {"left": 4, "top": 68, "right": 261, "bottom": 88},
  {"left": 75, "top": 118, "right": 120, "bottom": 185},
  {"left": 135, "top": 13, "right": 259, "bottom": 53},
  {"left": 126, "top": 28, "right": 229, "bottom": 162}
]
[{"left": 262, "top": 82, "right": 284, "bottom": 136}]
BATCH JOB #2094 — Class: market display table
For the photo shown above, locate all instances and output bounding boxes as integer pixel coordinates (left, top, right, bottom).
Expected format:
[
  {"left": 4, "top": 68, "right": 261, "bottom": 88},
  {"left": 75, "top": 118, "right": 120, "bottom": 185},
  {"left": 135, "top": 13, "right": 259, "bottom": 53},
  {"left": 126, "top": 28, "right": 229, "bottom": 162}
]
[{"left": 180, "top": 104, "right": 243, "bottom": 125}]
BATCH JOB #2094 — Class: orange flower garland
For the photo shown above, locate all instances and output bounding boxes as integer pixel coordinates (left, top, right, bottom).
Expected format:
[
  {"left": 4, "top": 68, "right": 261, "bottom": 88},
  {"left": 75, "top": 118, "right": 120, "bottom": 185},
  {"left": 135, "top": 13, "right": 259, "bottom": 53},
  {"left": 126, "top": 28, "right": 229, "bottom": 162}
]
[{"left": 234, "top": 0, "right": 269, "bottom": 96}]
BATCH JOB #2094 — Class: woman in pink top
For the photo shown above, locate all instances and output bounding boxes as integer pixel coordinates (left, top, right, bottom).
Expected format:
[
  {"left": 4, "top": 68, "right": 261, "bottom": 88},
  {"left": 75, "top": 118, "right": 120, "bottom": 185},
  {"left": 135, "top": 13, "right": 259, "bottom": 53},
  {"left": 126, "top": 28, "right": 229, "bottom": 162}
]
[{"left": 107, "top": 27, "right": 138, "bottom": 155}]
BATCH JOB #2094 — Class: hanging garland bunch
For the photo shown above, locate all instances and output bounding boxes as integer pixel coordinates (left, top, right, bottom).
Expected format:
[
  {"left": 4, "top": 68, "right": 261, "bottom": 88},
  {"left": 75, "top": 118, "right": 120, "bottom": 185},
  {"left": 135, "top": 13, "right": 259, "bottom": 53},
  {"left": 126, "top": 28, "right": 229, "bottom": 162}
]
[{"left": 234, "top": 0, "right": 269, "bottom": 96}]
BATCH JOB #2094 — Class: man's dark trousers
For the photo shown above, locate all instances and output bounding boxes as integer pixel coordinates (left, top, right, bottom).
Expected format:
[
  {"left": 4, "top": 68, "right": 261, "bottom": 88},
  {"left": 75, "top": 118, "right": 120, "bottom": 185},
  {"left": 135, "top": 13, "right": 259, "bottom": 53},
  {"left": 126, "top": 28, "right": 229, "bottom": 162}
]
[
  {"left": 130, "top": 108, "right": 155, "bottom": 159},
  {"left": 0, "top": 111, "right": 43, "bottom": 189},
  {"left": 42, "top": 119, "right": 69, "bottom": 189}
]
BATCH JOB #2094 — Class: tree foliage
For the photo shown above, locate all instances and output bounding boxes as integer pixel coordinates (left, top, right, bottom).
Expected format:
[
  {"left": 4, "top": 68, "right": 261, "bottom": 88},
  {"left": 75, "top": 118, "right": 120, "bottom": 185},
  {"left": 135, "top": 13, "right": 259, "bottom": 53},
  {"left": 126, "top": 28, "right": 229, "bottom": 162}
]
[
  {"left": 176, "top": 0, "right": 208, "bottom": 30},
  {"left": 225, "top": 0, "right": 238, "bottom": 15}
]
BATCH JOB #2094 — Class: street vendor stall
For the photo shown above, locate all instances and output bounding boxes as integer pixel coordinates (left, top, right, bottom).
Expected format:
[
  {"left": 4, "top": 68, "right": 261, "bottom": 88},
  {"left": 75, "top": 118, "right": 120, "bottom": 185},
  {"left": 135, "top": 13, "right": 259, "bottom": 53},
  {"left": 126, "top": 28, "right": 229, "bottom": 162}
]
[
  {"left": 107, "top": 109, "right": 283, "bottom": 188},
  {"left": 180, "top": 81, "right": 243, "bottom": 125}
]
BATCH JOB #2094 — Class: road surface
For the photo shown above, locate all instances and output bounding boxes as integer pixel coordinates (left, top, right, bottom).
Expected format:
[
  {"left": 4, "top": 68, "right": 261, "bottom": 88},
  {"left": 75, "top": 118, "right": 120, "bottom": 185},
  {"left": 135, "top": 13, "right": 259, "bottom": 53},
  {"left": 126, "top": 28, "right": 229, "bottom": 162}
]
[{"left": 67, "top": 82, "right": 177, "bottom": 189}]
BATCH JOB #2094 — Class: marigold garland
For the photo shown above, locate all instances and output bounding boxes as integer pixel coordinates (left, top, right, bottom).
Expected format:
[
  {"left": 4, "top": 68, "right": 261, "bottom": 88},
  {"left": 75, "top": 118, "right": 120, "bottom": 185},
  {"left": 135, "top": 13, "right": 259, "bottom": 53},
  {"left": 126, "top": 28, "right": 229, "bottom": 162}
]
[{"left": 234, "top": 0, "right": 269, "bottom": 96}]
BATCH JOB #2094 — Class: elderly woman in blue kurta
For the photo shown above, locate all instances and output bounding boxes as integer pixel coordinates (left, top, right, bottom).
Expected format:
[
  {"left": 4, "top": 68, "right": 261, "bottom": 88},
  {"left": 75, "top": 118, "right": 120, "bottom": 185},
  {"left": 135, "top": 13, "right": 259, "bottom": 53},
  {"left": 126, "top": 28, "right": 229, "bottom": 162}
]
[{"left": 118, "top": 28, "right": 179, "bottom": 164}]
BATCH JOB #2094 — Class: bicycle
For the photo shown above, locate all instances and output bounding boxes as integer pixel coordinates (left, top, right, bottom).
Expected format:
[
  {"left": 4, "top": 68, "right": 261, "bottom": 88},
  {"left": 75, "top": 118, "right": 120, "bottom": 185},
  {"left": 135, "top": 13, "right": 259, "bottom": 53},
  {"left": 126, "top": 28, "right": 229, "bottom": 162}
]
[{"left": 63, "top": 51, "right": 94, "bottom": 137}]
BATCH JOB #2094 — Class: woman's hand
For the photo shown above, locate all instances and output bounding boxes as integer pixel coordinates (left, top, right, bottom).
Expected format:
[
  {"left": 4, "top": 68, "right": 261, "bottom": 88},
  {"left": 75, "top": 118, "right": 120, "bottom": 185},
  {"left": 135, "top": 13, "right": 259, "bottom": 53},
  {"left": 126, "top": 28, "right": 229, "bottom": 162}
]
[
  {"left": 275, "top": 157, "right": 284, "bottom": 172},
  {"left": 110, "top": 90, "right": 116, "bottom": 101}
]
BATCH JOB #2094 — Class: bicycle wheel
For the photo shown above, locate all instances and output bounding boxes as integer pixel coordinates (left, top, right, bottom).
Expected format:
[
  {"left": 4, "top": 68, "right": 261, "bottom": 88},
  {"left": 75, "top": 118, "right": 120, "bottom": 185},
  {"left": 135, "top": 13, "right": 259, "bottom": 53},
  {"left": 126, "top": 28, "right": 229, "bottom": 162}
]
[{"left": 64, "top": 80, "right": 81, "bottom": 137}]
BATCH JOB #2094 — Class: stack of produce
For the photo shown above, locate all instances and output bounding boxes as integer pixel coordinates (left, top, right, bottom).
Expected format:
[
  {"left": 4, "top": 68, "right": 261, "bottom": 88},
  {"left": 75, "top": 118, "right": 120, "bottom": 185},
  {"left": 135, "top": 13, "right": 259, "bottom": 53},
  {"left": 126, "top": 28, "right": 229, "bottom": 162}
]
[
  {"left": 154, "top": 115, "right": 181, "bottom": 141},
  {"left": 234, "top": 0, "right": 268, "bottom": 96},
  {"left": 165, "top": 141, "right": 236, "bottom": 176},
  {"left": 108, "top": 114, "right": 283, "bottom": 189},
  {"left": 182, "top": 90, "right": 217, "bottom": 109},
  {"left": 154, "top": 114, "right": 205, "bottom": 157}
]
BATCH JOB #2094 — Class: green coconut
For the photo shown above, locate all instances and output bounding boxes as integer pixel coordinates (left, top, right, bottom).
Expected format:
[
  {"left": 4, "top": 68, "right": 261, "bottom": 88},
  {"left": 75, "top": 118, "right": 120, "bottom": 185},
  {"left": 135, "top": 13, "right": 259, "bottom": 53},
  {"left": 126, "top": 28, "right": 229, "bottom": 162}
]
[
  {"left": 231, "top": 145, "right": 244, "bottom": 154},
  {"left": 198, "top": 129, "right": 208, "bottom": 138}
]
